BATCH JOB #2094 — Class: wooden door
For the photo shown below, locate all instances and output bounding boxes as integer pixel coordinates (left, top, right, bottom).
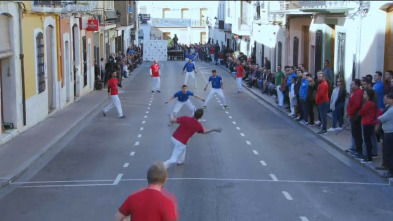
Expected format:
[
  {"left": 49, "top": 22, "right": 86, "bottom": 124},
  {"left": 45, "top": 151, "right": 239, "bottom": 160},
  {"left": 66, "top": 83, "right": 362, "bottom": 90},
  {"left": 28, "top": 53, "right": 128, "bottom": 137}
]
[{"left": 385, "top": 7, "right": 393, "bottom": 71}]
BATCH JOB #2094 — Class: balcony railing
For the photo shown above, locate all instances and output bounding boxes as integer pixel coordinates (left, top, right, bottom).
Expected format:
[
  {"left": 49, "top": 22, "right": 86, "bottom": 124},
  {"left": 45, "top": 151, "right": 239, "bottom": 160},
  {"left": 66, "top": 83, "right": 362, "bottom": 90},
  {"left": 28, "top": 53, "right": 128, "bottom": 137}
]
[
  {"left": 33, "top": 1, "right": 63, "bottom": 7},
  {"left": 299, "top": 1, "right": 356, "bottom": 9}
]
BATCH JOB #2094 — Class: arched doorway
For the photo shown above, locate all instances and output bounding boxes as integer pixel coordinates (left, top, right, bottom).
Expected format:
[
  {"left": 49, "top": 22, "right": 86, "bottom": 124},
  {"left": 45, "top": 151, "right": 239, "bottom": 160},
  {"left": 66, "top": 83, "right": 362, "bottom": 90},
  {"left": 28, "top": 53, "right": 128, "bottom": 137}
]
[
  {"left": 65, "top": 40, "right": 71, "bottom": 102},
  {"left": 72, "top": 24, "right": 80, "bottom": 97}
]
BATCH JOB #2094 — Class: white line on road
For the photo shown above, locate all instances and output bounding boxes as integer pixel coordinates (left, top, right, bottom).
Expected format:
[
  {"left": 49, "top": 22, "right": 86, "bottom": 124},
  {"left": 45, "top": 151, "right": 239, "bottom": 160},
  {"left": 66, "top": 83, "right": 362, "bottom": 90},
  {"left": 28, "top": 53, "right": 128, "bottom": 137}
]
[
  {"left": 282, "top": 191, "right": 293, "bottom": 200},
  {"left": 144, "top": 116, "right": 147, "bottom": 118},
  {"left": 270, "top": 174, "right": 278, "bottom": 181},
  {"left": 299, "top": 216, "right": 309, "bottom": 221},
  {"left": 149, "top": 103, "right": 151, "bottom": 106},
  {"left": 253, "top": 150, "right": 259, "bottom": 155},
  {"left": 138, "top": 134, "right": 142, "bottom": 138},
  {"left": 225, "top": 111, "right": 229, "bottom": 114},
  {"left": 260, "top": 161, "right": 267, "bottom": 166},
  {"left": 140, "top": 127, "right": 144, "bottom": 131},
  {"left": 240, "top": 133, "right": 245, "bottom": 136},
  {"left": 123, "top": 163, "right": 129, "bottom": 168},
  {"left": 113, "top": 174, "right": 123, "bottom": 185},
  {"left": 246, "top": 141, "right": 251, "bottom": 145},
  {"left": 229, "top": 116, "right": 233, "bottom": 119},
  {"left": 134, "top": 142, "right": 139, "bottom": 146},
  {"left": 130, "top": 151, "right": 135, "bottom": 156},
  {"left": 146, "top": 111, "right": 149, "bottom": 114},
  {"left": 236, "top": 127, "right": 240, "bottom": 130},
  {"left": 142, "top": 121, "right": 145, "bottom": 124},
  {"left": 232, "top": 121, "right": 236, "bottom": 125},
  {"left": 147, "top": 107, "right": 150, "bottom": 109},
  {"left": 218, "top": 100, "right": 221, "bottom": 103}
]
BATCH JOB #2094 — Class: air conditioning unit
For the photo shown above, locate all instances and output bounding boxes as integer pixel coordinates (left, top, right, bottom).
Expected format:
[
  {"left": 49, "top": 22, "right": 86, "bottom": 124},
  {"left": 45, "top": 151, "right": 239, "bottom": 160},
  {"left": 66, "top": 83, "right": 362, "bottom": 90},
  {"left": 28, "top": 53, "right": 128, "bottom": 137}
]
[{"left": 218, "top": 20, "right": 224, "bottom": 29}]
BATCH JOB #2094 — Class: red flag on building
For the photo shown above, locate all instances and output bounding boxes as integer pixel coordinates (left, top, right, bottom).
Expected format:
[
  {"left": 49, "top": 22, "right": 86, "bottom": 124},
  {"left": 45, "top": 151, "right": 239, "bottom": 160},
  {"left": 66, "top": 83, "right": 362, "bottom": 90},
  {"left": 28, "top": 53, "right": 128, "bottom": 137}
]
[{"left": 86, "top": 19, "right": 99, "bottom": 31}]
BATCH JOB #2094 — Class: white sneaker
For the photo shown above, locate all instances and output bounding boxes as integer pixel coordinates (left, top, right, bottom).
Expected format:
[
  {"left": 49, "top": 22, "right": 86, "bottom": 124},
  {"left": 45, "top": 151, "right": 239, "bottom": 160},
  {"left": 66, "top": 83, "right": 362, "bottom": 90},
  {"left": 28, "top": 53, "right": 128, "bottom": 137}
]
[
  {"left": 336, "top": 127, "right": 343, "bottom": 131},
  {"left": 327, "top": 127, "right": 336, "bottom": 132},
  {"left": 315, "top": 121, "right": 321, "bottom": 125}
]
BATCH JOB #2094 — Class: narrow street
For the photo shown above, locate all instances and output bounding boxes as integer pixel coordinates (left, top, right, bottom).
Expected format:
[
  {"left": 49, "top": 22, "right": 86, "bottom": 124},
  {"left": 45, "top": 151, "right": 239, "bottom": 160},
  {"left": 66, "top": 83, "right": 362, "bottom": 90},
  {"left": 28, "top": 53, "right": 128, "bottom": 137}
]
[{"left": 0, "top": 60, "right": 392, "bottom": 221}]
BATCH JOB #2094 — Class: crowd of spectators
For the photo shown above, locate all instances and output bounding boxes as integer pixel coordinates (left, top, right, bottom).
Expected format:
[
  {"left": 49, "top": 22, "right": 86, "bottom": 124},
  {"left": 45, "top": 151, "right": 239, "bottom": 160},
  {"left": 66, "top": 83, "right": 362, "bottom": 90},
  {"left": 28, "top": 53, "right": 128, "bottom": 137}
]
[
  {"left": 95, "top": 45, "right": 143, "bottom": 89},
  {"left": 210, "top": 47, "right": 393, "bottom": 178}
]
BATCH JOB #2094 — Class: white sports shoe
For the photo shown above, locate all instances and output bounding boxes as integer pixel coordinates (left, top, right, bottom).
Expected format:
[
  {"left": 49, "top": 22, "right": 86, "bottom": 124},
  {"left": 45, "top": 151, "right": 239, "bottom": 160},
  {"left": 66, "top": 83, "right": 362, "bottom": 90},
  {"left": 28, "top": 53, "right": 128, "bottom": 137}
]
[{"left": 327, "top": 127, "right": 336, "bottom": 132}]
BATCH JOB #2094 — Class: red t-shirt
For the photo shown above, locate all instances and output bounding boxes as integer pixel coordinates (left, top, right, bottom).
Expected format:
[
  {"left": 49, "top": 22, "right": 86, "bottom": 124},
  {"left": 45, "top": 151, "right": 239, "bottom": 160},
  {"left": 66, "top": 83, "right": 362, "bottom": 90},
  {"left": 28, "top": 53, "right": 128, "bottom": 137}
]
[
  {"left": 210, "top": 47, "right": 215, "bottom": 54},
  {"left": 315, "top": 80, "right": 329, "bottom": 105},
  {"left": 173, "top": 116, "right": 204, "bottom": 145},
  {"left": 118, "top": 189, "right": 177, "bottom": 221},
  {"left": 108, "top": 78, "right": 119, "bottom": 95},
  {"left": 151, "top": 64, "right": 160, "bottom": 77},
  {"left": 236, "top": 65, "right": 244, "bottom": 78}
]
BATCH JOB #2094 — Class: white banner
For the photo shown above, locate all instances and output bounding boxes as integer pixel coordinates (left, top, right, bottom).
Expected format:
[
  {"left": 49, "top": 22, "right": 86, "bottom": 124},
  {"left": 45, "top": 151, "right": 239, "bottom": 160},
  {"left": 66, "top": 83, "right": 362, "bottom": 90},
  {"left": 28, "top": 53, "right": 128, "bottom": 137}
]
[{"left": 143, "top": 40, "right": 168, "bottom": 61}]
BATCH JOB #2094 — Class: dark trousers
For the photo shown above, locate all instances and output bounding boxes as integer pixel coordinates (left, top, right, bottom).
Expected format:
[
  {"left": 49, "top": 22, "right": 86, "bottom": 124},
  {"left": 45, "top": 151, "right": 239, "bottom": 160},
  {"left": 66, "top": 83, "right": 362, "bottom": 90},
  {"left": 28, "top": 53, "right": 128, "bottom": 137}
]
[
  {"left": 300, "top": 98, "right": 308, "bottom": 122},
  {"left": 384, "top": 133, "right": 393, "bottom": 173},
  {"left": 351, "top": 118, "right": 363, "bottom": 153},
  {"left": 318, "top": 101, "right": 329, "bottom": 130},
  {"left": 306, "top": 99, "right": 315, "bottom": 124},
  {"left": 363, "top": 125, "right": 375, "bottom": 160}
]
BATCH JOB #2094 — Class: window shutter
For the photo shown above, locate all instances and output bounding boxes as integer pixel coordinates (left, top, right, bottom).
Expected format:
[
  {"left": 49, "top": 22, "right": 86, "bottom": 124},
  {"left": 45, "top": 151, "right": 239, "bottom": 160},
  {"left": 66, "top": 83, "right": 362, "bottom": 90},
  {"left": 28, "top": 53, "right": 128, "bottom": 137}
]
[{"left": 0, "top": 15, "right": 11, "bottom": 53}]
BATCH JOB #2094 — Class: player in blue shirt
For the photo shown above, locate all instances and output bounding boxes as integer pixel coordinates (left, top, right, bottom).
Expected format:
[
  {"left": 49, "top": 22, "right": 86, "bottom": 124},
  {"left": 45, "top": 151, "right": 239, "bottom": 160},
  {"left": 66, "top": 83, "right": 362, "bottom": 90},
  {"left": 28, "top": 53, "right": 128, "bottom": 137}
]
[
  {"left": 203, "top": 70, "right": 229, "bottom": 109},
  {"left": 183, "top": 59, "right": 197, "bottom": 88},
  {"left": 165, "top": 85, "right": 205, "bottom": 124}
]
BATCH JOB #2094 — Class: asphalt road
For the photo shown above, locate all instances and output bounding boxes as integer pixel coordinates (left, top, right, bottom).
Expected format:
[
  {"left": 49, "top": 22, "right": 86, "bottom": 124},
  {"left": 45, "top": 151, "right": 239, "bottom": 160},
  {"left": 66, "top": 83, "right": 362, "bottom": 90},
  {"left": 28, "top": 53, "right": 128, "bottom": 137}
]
[{"left": 0, "top": 60, "right": 392, "bottom": 221}]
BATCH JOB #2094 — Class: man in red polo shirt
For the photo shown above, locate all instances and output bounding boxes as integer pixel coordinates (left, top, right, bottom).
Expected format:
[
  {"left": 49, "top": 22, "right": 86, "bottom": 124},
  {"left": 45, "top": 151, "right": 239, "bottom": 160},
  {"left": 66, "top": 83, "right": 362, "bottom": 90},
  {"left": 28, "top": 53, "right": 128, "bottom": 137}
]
[
  {"left": 164, "top": 108, "right": 222, "bottom": 168},
  {"left": 150, "top": 59, "right": 161, "bottom": 93},
  {"left": 235, "top": 61, "right": 245, "bottom": 93},
  {"left": 210, "top": 46, "right": 216, "bottom": 64},
  {"left": 115, "top": 162, "right": 179, "bottom": 221},
  {"left": 315, "top": 71, "right": 329, "bottom": 134},
  {"left": 103, "top": 72, "right": 125, "bottom": 118}
]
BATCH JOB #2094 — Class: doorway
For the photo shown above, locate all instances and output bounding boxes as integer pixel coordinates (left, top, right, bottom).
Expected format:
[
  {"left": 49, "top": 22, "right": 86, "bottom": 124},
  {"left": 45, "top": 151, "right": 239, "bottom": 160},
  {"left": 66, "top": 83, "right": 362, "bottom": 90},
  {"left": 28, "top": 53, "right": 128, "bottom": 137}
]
[
  {"left": 46, "top": 25, "right": 56, "bottom": 113},
  {"left": 65, "top": 41, "right": 71, "bottom": 102},
  {"left": 72, "top": 24, "right": 80, "bottom": 97},
  {"left": 302, "top": 26, "right": 309, "bottom": 70}
]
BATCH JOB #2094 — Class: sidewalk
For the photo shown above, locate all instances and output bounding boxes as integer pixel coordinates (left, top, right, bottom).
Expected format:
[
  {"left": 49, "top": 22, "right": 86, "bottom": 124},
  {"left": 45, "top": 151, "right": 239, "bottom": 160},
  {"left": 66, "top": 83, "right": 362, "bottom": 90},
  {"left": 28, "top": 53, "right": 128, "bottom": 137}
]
[
  {"left": 214, "top": 63, "right": 393, "bottom": 185},
  {"left": 0, "top": 64, "right": 142, "bottom": 189}
]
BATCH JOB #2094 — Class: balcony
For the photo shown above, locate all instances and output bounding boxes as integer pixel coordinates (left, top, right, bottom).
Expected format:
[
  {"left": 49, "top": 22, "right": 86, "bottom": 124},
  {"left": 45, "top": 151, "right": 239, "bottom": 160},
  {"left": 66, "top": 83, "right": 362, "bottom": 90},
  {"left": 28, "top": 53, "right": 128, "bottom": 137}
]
[
  {"left": 151, "top": 18, "right": 191, "bottom": 27},
  {"left": 33, "top": 1, "right": 62, "bottom": 7},
  {"left": 191, "top": 19, "right": 206, "bottom": 27},
  {"left": 268, "top": 13, "right": 284, "bottom": 24},
  {"left": 224, "top": 23, "right": 232, "bottom": 32},
  {"left": 299, "top": 1, "right": 357, "bottom": 13}
]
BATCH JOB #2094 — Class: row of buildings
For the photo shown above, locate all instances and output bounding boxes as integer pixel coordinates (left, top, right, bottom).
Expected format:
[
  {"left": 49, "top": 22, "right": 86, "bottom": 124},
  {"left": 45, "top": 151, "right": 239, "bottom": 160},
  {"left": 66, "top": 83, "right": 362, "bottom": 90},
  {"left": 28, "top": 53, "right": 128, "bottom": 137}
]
[
  {"left": 208, "top": 1, "right": 393, "bottom": 91},
  {"left": 0, "top": 1, "right": 138, "bottom": 144}
]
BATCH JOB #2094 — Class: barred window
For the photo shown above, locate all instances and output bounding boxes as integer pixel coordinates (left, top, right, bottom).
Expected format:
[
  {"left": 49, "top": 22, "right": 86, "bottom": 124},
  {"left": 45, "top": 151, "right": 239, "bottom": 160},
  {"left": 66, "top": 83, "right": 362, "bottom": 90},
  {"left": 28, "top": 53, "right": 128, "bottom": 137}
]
[{"left": 36, "top": 32, "right": 45, "bottom": 93}]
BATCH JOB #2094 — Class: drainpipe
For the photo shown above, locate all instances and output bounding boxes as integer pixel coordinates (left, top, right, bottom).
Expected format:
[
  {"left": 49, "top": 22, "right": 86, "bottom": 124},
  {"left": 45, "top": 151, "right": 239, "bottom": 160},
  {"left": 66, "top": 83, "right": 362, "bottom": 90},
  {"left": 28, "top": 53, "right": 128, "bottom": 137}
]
[{"left": 17, "top": 2, "right": 26, "bottom": 126}]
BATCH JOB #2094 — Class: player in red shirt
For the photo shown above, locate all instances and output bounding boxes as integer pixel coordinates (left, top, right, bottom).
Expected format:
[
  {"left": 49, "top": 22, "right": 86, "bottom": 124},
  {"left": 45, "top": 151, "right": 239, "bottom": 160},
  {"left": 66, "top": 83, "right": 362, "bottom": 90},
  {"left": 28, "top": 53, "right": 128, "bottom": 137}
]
[
  {"left": 150, "top": 59, "right": 161, "bottom": 93},
  {"left": 235, "top": 61, "right": 245, "bottom": 93},
  {"left": 115, "top": 162, "right": 179, "bottom": 221},
  {"left": 163, "top": 108, "right": 222, "bottom": 168},
  {"left": 102, "top": 72, "right": 126, "bottom": 118}
]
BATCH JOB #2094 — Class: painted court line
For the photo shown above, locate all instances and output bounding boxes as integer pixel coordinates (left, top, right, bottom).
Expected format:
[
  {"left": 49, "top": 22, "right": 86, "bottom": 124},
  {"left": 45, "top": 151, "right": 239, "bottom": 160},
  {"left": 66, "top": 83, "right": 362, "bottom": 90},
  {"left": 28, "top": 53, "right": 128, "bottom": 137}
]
[
  {"left": 260, "top": 161, "right": 267, "bottom": 166},
  {"left": 147, "top": 107, "right": 150, "bottom": 109},
  {"left": 232, "top": 121, "right": 236, "bottom": 125},
  {"left": 282, "top": 191, "right": 293, "bottom": 200},
  {"left": 236, "top": 127, "right": 240, "bottom": 130},
  {"left": 240, "top": 133, "right": 245, "bottom": 136},
  {"left": 144, "top": 116, "right": 147, "bottom": 118},
  {"left": 134, "top": 142, "right": 139, "bottom": 146},
  {"left": 146, "top": 111, "right": 149, "bottom": 114},
  {"left": 130, "top": 151, "right": 135, "bottom": 156},
  {"left": 246, "top": 141, "right": 251, "bottom": 145},
  {"left": 225, "top": 111, "right": 229, "bottom": 114},
  {"left": 140, "top": 127, "right": 144, "bottom": 131},
  {"left": 142, "top": 121, "right": 145, "bottom": 124},
  {"left": 269, "top": 174, "right": 278, "bottom": 181},
  {"left": 123, "top": 163, "right": 129, "bottom": 168},
  {"left": 138, "top": 134, "right": 142, "bottom": 138},
  {"left": 113, "top": 174, "right": 123, "bottom": 185},
  {"left": 229, "top": 116, "right": 233, "bottom": 119},
  {"left": 299, "top": 216, "right": 309, "bottom": 221},
  {"left": 253, "top": 150, "right": 259, "bottom": 155}
]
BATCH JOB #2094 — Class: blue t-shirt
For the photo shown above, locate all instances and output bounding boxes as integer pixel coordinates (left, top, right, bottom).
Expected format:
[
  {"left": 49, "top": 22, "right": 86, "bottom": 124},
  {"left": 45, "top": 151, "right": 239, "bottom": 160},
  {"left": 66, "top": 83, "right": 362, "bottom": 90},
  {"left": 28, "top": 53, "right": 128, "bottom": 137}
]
[
  {"left": 209, "top": 75, "right": 222, "bottom": 89},
  {"left": 174, "top": 90, "right": 194, "bottom": 102},
  {"left": 373, "top": 80, "right": 385, "bottom": 109},
  {"left": 183, "top": 62, "right": 195, "bottom": 72},
  {"left": 187, "top": 54, "right": 195, "bottom": 61},
  {"left": 287, "top": 72, "right": 297, "bottom": 92},
  {"left": 299, "top": 78, "right": 309, "bottom": 99}
]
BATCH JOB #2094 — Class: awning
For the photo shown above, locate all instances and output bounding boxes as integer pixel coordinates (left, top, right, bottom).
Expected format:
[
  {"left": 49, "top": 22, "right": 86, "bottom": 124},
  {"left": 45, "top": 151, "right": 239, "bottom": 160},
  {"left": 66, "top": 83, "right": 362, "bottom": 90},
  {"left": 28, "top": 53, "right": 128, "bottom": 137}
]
[{"left": 105, "top": 10, "right": 117, "bottom": 21}]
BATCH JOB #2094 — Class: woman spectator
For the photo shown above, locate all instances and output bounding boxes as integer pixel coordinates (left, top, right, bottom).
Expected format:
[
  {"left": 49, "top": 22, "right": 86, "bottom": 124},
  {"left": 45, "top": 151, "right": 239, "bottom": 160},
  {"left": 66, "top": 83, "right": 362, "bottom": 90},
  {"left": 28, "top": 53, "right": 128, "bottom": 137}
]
[
  {"left": 359, "top": 89, "right": 381, "bottom": 162},
  {"left": 378, "top": 93, "right": 393, "bottom": 177},
  {"left": 328, "top": 77, "right": 347, "bottom": 132}
]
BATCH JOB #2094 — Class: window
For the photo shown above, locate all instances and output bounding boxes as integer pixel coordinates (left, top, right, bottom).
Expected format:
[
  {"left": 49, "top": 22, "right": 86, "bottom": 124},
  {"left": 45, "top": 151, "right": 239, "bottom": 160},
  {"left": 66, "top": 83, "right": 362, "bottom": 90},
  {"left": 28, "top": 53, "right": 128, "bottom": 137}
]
[
  {"left": 162, "top": 8, "right": 170, "bottom": 18},
  {"left": 277, "top": 41, "right": 282, "bottom": 66},
  {"left": 82, "top": 36, "right": 87, "bottom": 87},
  {"left": 181, "top": 8, "right": 189, "bottom": 19},
  {"left": 36, "top": 32, "right": 45, "bottom": 93},
  {"left": 200, "top": 8, "right": 207, "bottom": 25},
  {"left": 293, "top": 37, "right": 299, "bottom": 66}
]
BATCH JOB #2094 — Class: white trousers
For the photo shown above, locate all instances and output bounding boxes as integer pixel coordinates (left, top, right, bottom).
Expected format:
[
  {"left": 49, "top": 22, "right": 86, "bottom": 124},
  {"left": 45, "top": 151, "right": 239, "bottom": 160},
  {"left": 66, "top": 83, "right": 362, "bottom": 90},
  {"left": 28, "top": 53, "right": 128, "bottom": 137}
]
[
  {"left": 211, "top": 54, "right": 215, "bottom": 63},
  {"left": 103, "top": 95, "right": 123, "bottom": 117},
  {"left": 204, "top": 88, "right": 227, "bottom": 107},
  {"left": 276, "top": 85, "right": 284, "bottom": 107},
  {"left": 164, "top": 136, "right": 187, "bottom": 168},
  {"left": 184, "top": 71, "right": 197, "bottom": 87},
  {"left": 236, "top": 77, "right": 243, "bottom": 92},
  {"left": 172, "top": 100, "right": 196, "bottom": 117},
  {"left": 152, "top": 77, "right": 160, "bottom": 91}
]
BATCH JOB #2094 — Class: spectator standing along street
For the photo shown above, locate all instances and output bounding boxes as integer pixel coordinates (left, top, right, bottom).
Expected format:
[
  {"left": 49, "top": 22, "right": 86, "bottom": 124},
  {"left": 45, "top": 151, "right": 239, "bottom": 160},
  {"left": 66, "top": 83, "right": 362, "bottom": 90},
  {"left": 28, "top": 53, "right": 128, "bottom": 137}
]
[
  {"left": 275, "top": 65, "right": 285, "bottom": 108},
  {"left": 328, "top": 77, "right": 347, "bottom": 132},
  {"left": 373, "top": 71, "right": 385, "bottom": 109},
  {"left": 378, "top": 93, "right": 393, "bottom": 177},
  {"left": 315, "top": 71, "right": 330, "bottom": 135},
  {"left": 346, "top": 79, "right": 364, "bottom": 157}
]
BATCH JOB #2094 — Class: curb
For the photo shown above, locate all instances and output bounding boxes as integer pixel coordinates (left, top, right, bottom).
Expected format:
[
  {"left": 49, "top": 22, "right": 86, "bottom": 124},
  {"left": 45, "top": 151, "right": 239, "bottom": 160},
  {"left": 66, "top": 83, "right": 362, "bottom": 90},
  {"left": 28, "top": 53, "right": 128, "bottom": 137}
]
[
  {"left": 1, "top": 64, "right": 144, "bottom": 189},
  {"left": 215, "top": 63, "right": 392, "bottom": 184}
]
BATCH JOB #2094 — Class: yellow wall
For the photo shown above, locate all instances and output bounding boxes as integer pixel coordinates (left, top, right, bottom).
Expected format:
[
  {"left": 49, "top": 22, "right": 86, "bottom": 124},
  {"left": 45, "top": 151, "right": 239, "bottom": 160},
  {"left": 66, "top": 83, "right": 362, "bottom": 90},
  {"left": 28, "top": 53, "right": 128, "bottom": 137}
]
[{"left": 22, "top": 14, "right": 43, "bottom": 99}]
